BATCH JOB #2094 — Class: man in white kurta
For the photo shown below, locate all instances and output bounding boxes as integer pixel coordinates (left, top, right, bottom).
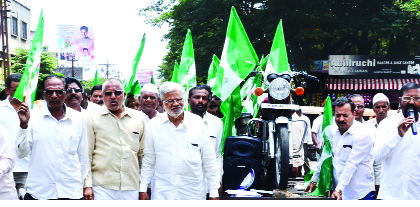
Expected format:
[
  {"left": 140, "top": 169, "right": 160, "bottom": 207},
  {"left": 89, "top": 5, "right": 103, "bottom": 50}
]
[
  {"left": 373, "top": 82, "right": 420, "bottom": 200},
  {"left": 139, "top": 82, "right": 219, "bottom": 200},
  {"left": 0, "top": 124, "right": 18, "bottom": 200}
]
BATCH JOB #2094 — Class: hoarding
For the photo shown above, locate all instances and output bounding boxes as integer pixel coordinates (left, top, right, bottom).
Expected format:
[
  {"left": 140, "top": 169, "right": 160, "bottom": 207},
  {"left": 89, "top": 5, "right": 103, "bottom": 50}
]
[
  {"left": 58, "top": 24, "right": 95, "bottom": 66},
  {"left": 134, "top": 70, "right": 153, "bottom": 86},
  {"left": 329, "top": 55, "right": 420, "bottom": 75}
]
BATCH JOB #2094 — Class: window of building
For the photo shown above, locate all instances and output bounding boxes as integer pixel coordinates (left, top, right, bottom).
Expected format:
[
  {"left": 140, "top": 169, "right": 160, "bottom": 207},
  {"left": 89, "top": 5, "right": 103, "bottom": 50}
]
[
  {"left": 21, "top": 21, "right": 27, "bottom": 39},
  {"left": 2, "top": 18, "right": 6, "bottom": 32},
  {"left": 12, "top": 17, "right": 18, "bottom": 36}
]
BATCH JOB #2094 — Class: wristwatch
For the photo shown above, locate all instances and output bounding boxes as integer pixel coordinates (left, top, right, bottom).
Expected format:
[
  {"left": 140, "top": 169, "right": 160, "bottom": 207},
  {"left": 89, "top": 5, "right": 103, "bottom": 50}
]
[{"left": 334, "top": 189, "right": 342, "bottom": 195}]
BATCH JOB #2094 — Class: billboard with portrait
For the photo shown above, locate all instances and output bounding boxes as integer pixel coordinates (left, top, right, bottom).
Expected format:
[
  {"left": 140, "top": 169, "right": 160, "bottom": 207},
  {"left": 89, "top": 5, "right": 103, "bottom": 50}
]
[{"left": 57, "top": 24, "right": 95, "bottom": 66}]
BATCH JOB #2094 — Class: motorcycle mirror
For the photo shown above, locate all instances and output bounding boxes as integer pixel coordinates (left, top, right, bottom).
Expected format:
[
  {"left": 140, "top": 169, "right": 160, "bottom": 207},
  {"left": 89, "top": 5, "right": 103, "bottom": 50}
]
[
  {"left": 254, "top": 87, "right": 264, "bottom": 96},
  {"left": 295, "top": 87, "right": 304, "bottom": 96}
]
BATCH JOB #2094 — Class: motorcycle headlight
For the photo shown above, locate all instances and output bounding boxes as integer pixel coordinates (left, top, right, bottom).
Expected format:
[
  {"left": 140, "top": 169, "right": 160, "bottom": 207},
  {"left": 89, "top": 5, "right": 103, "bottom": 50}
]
[{"left": 268, "top": 78, "right": 290, "bottom": 100}]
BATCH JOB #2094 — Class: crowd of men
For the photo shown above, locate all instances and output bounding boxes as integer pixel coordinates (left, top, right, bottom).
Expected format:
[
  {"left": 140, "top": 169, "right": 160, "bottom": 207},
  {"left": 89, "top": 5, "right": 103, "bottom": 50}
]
[{"left": 1, "top": 72, "right": 420, "bottom": 200}]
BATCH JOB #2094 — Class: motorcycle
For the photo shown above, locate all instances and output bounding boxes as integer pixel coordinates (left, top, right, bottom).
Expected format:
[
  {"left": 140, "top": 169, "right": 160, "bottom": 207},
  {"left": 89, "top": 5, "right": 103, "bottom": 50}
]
[{"left": 223, "top": 70, "right": 318, "bottom": 191}]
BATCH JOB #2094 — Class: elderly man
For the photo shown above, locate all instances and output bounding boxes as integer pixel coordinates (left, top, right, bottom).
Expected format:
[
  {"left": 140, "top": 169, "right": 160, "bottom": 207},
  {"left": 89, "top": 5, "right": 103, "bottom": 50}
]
[
  {"left": 0, "top": 123, "right": 18, "bottom": 200},
  {"left": 16, "top": 75, "right": 88, "bottom": 200},
  {"left": 188, "top": 85, "right": 223, "bottom": 196},
  {"left": 64, "top": 77, "right": 84, "bottom": 112},
  {"left": 367, "top": 93, "right": 390, "bottom": 195},
  {"left": 306, "top": 97, "right": 375, "bottom": 200},
  {"left": 83, "top": 78, "right": 146, "bottom": 200},
  {"left": 139, "top": 82, "right": 220, "bottom": 200},
  {"left": 139, "top": 84, "right": 159, "bottom": 124},
  {"left": 368, "top": 93, "right": 390, "bottom": 127},
  {"left": 373, "top": 82, "right": 420, "bottom": 200},
  {"left": 0, "top": 73, "right": 29, "bottom": 199}
]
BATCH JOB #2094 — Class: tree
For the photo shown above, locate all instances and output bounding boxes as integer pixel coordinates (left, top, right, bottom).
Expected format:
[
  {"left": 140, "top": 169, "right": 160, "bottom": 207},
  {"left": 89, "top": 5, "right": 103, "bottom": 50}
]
[
  {"left": 140, "top": 0, "right": 420, "bottom": 80},
  {"left": 10, "top": 47, "right": 62, "bottom": 100}
]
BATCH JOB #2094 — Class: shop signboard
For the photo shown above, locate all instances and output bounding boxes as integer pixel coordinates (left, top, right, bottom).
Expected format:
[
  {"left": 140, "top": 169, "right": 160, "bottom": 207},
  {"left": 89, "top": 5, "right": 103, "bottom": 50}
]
[{"left": 329, "top": 55, "right": 420, "bottom": 75}]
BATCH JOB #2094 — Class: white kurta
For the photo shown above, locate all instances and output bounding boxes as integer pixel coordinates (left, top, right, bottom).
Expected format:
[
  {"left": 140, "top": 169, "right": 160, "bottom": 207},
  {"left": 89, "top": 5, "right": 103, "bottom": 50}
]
[
  {"left": 373, "top": 113, "right": 420, "bottom": 200},
  {"left": 140, "top": 111, "right": 220, "bottom": 200},
  {"left": 0, "top": 124, "right": 18, "bottom": 200}
]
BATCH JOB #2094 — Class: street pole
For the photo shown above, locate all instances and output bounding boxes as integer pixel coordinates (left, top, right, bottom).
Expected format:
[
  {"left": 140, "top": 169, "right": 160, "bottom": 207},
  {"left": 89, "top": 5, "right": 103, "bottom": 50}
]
[{"left": 1, "top": 0, "right": 11, "bottom": 80}]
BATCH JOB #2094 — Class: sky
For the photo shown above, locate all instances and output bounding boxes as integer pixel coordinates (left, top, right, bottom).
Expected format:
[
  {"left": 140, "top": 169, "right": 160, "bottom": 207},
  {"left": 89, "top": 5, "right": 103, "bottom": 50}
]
[{"left": 19, "top": 0, "right": 169, "bottom": 80}]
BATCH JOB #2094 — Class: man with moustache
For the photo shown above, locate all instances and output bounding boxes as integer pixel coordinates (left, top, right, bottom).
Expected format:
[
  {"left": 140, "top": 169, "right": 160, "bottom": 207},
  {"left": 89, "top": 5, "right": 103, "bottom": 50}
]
[
  {"left": 64, "top": 77, "right": 84, "bottom": 112},
  {"left": 90, "top": 85, "right": 103, "bottom": 105},
  {"left": 368, "top": 93, "right": 390, "bottom": 128},
  {"left": 83, "top": 79, "right": 146, "bottom": 200},
  {"left": 367, "top": 93, "right": 390, "bottom": 195},
  {"left": 373, "top": 82, "right": 420, "bottom": 200},
  {"left": 15, "top": 75, "right": 89, "bottom": 200},
  {"left": 207, "top": 95, "right": 223, "bottom": 119},
  {"left": 188, "top": 85, "right": 223, "bottom": 196},
  {"left": 139, "top": 84, "right": 159, "bottom": 124},
  {"left": 306, "top": 97, "right": 375, "bottom": 200},
  {"left": 139, "top": 82, "right": 220, "bottom": 200}
]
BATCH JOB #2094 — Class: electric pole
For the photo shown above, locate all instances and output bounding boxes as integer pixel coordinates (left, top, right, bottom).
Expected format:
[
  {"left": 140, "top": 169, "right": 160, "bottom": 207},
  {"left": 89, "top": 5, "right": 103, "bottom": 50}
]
[
  {"left": 106, "top": 59, "right": 109, "bottom": 79},
  {"left": 1, "top": 0, "right": 11, "bottom": 80},
  {"left": 116, "top": 71, "right": 122, "bottom": 80}
]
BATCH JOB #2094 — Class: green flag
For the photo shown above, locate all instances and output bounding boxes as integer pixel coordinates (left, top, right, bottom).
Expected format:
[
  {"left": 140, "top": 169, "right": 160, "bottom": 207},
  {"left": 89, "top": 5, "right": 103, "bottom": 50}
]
[
  {"left": 151, "top": 73, "right": 155, "bottom": 85},
  {"left": 171, "top": 61, "right": 179, "bottom": 83},
  {"left": 220, "top": 86, "right": 242, "bottom": 155},
  {"left": 207, "top": 54, "right": 220, "bottom": 88},
  {"left": 14, "top": 9, "right": 44, "bottom": 109},
  {"left": 177, "top": 29, "right": 196, "bottom": 110},
  {"left": 123, "top": 33, "right": 146, "bottom": 93},
  {"left": 265, "top": 20, "right": 290, "bottom": 75},
  {"left": 217, "top": 6, "right": 259, "bottom": 102},
  {"left": 309, "top": 96, "right": 334, "bottom": 197},
  {"left": 127, "top": 80, "right": 142, "bottom": 96},
  {"left": 93, "top": 70, "right": 99, "bottom": 86}
]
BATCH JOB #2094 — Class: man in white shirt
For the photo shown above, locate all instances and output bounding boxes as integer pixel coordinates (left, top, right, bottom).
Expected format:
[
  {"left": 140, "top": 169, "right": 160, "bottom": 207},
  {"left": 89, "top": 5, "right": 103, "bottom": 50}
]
[
  {"left": 0, "top": 73, "right": 29, "bottom": 199},
  {"left": 306, "top": 97, "right": 375, "bottom": 200},
  {"left": 15, "top": 75, "right": 88, "bottom": 200},
  {"left": 292, "top": 108, "right": 313, "bottom": 175},
  {"left": 367, "top": 93, "right": 390, "bottom": 197},
  {"left": 0, "top": 123, "right": 18, "bottom": 200},
  {"left": 373, "top": 82, "right": 420, "bottom": 200},
  {"left": 188, "top": 85, "right": 223, "bottom": 196},
  {"left": 139, "top": 84, "right": 159, "bottom": 124},
  {"left": 311, "top": 113, "right": 323, "bottom": 158},
  {"left": 139, "top": 82, "right": 220, "bottom": 200}
]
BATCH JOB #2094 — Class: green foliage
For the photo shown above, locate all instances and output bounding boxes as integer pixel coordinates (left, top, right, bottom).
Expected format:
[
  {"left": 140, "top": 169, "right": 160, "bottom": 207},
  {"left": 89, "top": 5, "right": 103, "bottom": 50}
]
[
  {"left": 141, "top": 0, "right": 420, "bottom": 80},
  {"left": 81, "top": 77, "right": 107, "bottom": 96},
  {"left": 10, "top": 47, "right": 62, "bottom": 100}
]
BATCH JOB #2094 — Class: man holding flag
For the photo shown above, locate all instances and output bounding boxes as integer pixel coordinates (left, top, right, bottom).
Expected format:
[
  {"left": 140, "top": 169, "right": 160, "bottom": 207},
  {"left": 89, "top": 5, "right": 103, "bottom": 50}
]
[{"left": 306, "top": 97, "right": 375, "bottom": 200}]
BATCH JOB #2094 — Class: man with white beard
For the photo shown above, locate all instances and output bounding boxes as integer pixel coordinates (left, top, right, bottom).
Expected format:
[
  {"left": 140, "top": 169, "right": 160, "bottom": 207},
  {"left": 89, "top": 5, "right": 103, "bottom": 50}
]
[{"left": 139, "top": 82, "right": 220, "bottom": 200}]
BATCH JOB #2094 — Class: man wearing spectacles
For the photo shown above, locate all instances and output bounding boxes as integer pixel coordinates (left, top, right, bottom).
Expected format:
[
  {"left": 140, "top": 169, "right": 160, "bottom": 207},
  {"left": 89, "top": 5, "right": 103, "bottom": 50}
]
[
  {"left": 64, "top": 77, "right": 85, "bottom": 112},
  {"left": 139, "top": 84, "right": 159, "bottom": 124},
  {"left": 15, "top": 75, "right": 89, "bottom": 200},
  {"left": 349, "top": 94, "right": 367, "bottom": 123},
  {"left": 139, "top": 82, "right": 220, "bottom": 200},
  {"left": 373, "top": 82, "right": 420, "bottom": 200},
  {"left": 83, "top": 78, "right": 146, "bottom": 200}
]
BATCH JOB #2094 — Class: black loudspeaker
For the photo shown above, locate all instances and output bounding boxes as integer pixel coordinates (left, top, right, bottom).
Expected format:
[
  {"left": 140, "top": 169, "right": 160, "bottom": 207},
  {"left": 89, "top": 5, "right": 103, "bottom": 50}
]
[{"left": 222, "top": 136, "right": 262, "bottom": 190}]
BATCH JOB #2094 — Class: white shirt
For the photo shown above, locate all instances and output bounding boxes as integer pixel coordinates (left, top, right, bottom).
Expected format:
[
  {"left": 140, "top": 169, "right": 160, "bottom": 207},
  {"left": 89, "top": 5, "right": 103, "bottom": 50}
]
[
  {"left": 311, "top": 115, "right": 324, "bottom": 145},
  {"left": 15, "top": 106, "right": 89, "bottom": 200},
  {"left": 312, "top": 121, "right": 375, "bottom": 200},
  {"left": 140, "top": 110, "right": 157, "bottom": 125},
  {"left": 292, "top": 113, "right": 313, "bottom": 144},
  {"left": 0, "top": 98, "right": 30, "bottom": 172},
  {"left": 373, "top": 113, "right": 420, "bottom": 200},
  {"left": 0, "top": 123, "right": 18, "bottom": 200},
  {"left": 139, "top": 111, "right": 220, "bottom": 200},
  {"left": 203, "top": 112, "right": 223, "bottom": 182}
]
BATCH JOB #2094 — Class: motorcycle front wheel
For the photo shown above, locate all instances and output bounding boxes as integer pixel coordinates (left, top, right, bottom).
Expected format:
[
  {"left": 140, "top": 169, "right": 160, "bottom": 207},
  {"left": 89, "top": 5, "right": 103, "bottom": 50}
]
[{"left": 276, "top": 124, "right": 290, "bottom": 189}]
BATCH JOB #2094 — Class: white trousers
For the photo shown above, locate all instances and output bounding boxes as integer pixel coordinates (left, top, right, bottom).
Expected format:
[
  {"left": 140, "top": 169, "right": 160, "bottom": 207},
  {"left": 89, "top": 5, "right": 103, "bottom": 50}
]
[{"left": 93, "top": 185, "right": 138, "bottom": 200}]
